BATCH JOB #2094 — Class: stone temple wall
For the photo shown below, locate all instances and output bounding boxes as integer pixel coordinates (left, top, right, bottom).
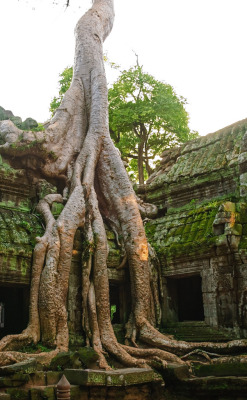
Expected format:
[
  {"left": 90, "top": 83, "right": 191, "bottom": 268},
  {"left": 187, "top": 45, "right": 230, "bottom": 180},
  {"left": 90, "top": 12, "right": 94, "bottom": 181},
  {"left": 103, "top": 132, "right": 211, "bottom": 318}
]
[
  {"left": 1, "top": 118, "right": 247, "bottom": 341},
  {"left": 142, "top": 118, "right": 247, "bottom": 336}
]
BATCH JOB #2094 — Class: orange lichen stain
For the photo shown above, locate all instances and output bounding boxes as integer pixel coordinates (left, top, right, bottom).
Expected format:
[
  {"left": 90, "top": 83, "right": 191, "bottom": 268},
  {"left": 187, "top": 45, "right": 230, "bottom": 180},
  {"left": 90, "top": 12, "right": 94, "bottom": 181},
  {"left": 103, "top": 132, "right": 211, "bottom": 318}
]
[
  {"left": 139, "top": 242, "right": 148, "bottom": 261},
  {"left": 229, "top": 212, "right": 236, "bottom": 228}
]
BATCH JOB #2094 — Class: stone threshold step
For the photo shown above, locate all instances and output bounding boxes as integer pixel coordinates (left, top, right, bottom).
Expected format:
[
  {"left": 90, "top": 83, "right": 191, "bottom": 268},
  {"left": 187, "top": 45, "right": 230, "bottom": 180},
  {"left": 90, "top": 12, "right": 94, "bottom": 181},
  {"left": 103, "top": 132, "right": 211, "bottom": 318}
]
[
  {"left": 193, "top": 362, "right": 247, "bottom": 377},
  {"left": 64, "top": 368, "right": 163, "bottom": 387}
]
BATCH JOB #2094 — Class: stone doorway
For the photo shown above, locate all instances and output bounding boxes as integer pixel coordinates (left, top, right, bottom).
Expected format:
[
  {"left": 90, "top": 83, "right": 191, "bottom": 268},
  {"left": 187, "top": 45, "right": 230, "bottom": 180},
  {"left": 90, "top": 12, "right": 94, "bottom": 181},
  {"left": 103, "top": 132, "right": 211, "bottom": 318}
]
[
  {"left": 177, "top": 275, "right": 204, "bottom": 321},
  {"left": 109, "top": 282, "right": 131, "bottom": 324},
  {"left": 0, "top": 286, "right": 29, "bottom": 339},
  {"left": 166, "top": 275, "right": 204, "bottom": 322}
]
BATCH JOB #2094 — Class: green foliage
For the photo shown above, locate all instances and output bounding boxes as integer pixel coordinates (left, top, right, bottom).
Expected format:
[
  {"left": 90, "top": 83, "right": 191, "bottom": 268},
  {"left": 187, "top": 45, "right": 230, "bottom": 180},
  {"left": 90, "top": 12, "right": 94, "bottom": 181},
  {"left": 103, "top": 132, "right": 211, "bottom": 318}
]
[
  {"left": 50, "top": 66, "right": 73, "bottom": 116},
  {"left": 30, "top": 122, "right": 45, "bottom": 132},
  {"left": 20, "top": 342, "right": 52, "bottom": 353},
  {"left": 111, "top": 304, "right": 117, "bottom": 320},
  {"left": 108, "top": 64, "right": 198, "bottom": 183}
]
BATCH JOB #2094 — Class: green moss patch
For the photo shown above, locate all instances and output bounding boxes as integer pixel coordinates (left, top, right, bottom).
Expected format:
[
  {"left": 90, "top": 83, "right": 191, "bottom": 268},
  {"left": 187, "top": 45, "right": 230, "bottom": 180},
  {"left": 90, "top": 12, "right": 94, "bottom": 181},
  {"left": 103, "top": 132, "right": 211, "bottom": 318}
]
[{"left": 146, "top": 200, "right": 246, "bottom": 261}]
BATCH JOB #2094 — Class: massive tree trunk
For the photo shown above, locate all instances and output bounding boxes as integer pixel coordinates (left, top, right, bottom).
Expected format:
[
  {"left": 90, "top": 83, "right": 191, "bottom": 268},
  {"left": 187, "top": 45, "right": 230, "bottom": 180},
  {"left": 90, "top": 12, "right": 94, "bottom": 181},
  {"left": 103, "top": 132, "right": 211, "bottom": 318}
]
[{"left": 0, "top": 0, "right": 246, "bottom": 369}]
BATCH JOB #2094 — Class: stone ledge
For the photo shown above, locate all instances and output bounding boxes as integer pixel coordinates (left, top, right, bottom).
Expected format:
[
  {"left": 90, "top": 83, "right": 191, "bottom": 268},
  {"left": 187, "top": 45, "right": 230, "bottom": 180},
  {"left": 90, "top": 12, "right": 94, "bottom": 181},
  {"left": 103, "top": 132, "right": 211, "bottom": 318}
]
[
  {"left": 64, "top": 368, "right": 163, "bottom": 387},
  {"left": 183, "top": 376, "right": 247, "bottom": 394},
  {"left": 0, "top": 393, "right": 10, "bottom": 400},
  {"left": 0, "top": 359, "right": 37, "bottom": 376},
  {"left": 193, "top": 361, "right": 247, "bottom": 377}
]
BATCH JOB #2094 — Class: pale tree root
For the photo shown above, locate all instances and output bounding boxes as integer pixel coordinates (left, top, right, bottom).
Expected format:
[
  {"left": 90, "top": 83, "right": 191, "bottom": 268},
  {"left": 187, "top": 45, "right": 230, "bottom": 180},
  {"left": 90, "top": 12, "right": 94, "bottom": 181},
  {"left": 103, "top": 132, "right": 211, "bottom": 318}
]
[
  {"left": 211, "top": 354, "right": 247, "bottom": 365},
  {"left": 81, "top": 190, "right": 150, "bottom": 370},
  {"left": 181, "top": 349, "right": 222, "bottom": 362},
  {"left": 0, "top": 194, "right": 63, "bottom": 354},
  {"left": 39, "top": 184, "right": 86, "bottom": 351},
  {"left": 0, "top": 350, "right": 59, "bottom": 368},
  {"left": 138, "top": 320, "right": 247, "bottom": 357},
  {"left": 121, "top": 345, "right": 184, "bottom": 368}
]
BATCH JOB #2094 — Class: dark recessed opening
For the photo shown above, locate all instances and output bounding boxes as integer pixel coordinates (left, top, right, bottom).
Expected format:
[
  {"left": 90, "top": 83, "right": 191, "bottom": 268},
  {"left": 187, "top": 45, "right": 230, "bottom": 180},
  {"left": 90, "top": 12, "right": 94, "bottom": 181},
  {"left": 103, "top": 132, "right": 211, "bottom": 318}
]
[
  {"left": 109, "top": 283, "right": 121, "bottom": 324},
  {"left": 177, "top": 276, "right": 204, "bottom": 321},
  {"left": 213, "top": 223, "right": 225, "bottom": 235},
  {"left": 109, "top": 281, "right": 131, "bottom": 325},
  {"left": 157, "top": 207, "right": 167, "bottom": 218},
  {"left": 0, "top": 286, "right": 29, "bottom": 339}
]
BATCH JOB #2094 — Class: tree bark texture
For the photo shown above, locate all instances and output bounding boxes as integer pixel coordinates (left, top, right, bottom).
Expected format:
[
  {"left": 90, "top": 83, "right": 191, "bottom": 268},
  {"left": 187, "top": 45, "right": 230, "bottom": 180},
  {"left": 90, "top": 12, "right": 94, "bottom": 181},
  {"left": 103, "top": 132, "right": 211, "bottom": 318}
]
[{"left": 0, "top": 0, "right": 246, "bottom": 369}]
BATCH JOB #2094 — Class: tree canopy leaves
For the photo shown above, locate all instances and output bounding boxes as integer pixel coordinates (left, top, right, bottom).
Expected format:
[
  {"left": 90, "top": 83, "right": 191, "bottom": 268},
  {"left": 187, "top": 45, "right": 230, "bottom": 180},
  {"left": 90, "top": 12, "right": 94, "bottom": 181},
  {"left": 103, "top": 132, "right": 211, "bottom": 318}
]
[{"left": 108, "top": 64, "right": 198, "bottom": 183}]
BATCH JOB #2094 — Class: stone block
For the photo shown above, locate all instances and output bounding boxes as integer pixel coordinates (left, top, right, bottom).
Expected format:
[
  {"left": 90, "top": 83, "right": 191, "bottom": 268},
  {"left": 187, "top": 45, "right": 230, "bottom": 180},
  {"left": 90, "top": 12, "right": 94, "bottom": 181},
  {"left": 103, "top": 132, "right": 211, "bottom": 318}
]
[
  {"left": 46, "top": 371, "right": 62, "bottom": 386},
  {"left": 70, "top": 385, "right": 88, "bottom": 400},
  {"left": 0, "top": 373, "right": 29, "bottom": 388},
  {"left": 225, "top": 223, "right": 242, "bottom": 236},
  {"left": 27, "top": 372, "right": 46, "bottom": 387},
  {"left": 78, "top": 348, "right": 99, "bottom": 369},
  {"left": 49, "top": 352, "right": 82, "bottom": 371},
  {"left": 162, "top": 363, "right": 190, "bottom": 382},
  {"left": 29, "top": 386, "right": 55, "bottom": 400},
  {"left": 222, "top": 202, "right": 236, "bottom": 213},
  {"left": 6, "top": 388, "right": 29, "bottom": 400},
  {"left": 64, "top": 368, "right": 163, "bottom": 387},
  {"left": 88, "top": 387, "right": 107, "bottom": 399},
  {"left": 0, "top": 359, "right": 37, "bottom": 376},
  {"left": 193, "top": 361, "right": 247, "bottom": 377},
  {"left": 240, "top": 173, "right": 247, "bottom": 196},
  {"left": 125, "top": 384, "right": 151, "bottom": 400}
]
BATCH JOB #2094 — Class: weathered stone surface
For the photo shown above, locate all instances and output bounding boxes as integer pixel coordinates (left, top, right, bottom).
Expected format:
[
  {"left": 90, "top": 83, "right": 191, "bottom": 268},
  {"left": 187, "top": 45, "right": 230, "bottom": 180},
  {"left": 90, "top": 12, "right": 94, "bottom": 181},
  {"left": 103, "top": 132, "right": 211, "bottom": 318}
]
[
  {"left": 49, "top": 352, "right": 82, "bottom": 371},
  {"left": 64, "top": 368, "right": 163, "bottom": 387},
  {"left": 160, "top": 321, "right": 235, "bottom": 342},
  {"left": 0, "top": 159, "right": 43, "bottom": 289},
  {"left": 0, "top": 373, "right": 30, "bottom": 388},
  {"left": 161, "top": 363, "right": 190, "bottom": 382},
  {"left": 28, "top": 372, "right": 46, "bottom": 387},
  {"left": 46, "top": 371, "right": 62, "bottom": 386},
  {"left": 29, "top": 386, "right": 55, "bottom": 400},
  {"left": 77, "top": 348, "right": 99, "bottom": 369},
  {"left": 144, "top": 118, "right": 247, "bottom": 210},
  {"left": 193, "top": 361, "right": 247, "bottom": 377},
  {"left": 0, "top": 359, "right": 37, "bottom": 376}
]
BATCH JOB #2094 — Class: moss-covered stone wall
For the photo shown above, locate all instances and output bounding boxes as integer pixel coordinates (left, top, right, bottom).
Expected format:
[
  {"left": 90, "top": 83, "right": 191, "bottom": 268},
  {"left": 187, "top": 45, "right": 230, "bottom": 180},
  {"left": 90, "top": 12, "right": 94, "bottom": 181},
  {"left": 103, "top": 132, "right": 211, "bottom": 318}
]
[
  {"left": 0, "top": 157, "right": 43, "bottom": 286},
  {"left": 143, "top": 118, "right": 247, "bottom": 210},
  {"left": 142, "top": 119, "right": 247, "bottom": 336}
]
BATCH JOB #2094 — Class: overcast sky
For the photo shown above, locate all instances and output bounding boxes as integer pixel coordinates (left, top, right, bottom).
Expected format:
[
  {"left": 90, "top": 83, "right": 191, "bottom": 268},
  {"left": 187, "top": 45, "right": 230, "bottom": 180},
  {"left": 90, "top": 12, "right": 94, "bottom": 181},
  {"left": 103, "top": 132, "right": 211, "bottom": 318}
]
[{"left": 0, "top": 0, "right": 246, "bottom": 136}]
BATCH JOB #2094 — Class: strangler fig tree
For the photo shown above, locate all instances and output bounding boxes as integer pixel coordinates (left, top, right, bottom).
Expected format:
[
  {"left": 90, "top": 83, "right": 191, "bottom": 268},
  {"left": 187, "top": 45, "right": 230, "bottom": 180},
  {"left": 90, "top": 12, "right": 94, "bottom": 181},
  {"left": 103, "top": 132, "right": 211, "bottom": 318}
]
[{"left": 0, "top": 0, "right": 246, "bottom": 369}]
